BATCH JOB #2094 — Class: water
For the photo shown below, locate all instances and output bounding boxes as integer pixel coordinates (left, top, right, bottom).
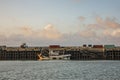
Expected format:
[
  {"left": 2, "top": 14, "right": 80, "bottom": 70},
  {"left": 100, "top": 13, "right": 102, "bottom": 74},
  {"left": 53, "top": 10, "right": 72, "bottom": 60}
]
[{"left": 0, "top": 60, "right": 120, "bottom": 80}]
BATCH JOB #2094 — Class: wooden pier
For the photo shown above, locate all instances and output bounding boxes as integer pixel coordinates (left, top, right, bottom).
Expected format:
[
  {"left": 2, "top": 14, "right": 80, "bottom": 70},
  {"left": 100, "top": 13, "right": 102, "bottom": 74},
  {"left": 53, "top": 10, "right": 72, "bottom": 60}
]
[{"left": 0, "top": 45, "right": 120, "bottom": 60}]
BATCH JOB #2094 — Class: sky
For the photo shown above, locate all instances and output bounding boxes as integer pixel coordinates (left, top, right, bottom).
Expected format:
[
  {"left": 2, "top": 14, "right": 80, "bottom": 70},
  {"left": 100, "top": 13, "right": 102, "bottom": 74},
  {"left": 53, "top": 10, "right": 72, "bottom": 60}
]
[{"left": 0, "top": 0, "right": 120, "bottom": 46}]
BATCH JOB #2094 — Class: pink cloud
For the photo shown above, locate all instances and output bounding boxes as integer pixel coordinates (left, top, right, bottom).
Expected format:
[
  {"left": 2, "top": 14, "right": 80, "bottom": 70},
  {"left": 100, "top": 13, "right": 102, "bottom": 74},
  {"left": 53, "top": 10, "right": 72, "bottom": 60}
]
[
  {"left": 79, "top": 30, "right": 96, "bottom": 38},
  {"left": 18, "top": 24, "right": 62, "bottom": 40},
  {"left": 111, "top": 29, "right": 120, "bottom": 37},
  {"left": 0, "top": 16, "right": 120, "bottom": 46},
  {"left": 20, "top": 26, "right": 34, "bottom": 36},
  {"left": 79, "top": 16, "right": 85, "bottom": 21},
  {"left": 95, "top": 16, "right": 120, "bottom": 29}
]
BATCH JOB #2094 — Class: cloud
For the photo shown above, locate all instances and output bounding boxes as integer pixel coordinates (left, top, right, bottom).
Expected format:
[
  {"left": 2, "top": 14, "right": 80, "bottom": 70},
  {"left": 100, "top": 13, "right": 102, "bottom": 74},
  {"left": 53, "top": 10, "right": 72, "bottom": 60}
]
[
  {"left": 40, "top": 24, "right": 62, "bottom": 39},
  {"left": 111, "top": 29, "right": 120, "bottom": 37},
  {"left": 74, "top": 16, "right": 120, "bottom": 45},
  {"left": 0, "top": 24, "right": 63, "bottom": 46},
  {"left": 79, "top": 16, "right": 85, "bottom": 21},
  {"left": 95, "top": 16, "right": 120, "bottom": 29},
  {"left": 96, "top": 16, "right": 103, "bottom": 24},
  {"left": 0, "top": 33, "right": 7, "bottom": 45},
  {"left": 18, "top": 24, "right": 62, "bottom": 40},
  {"left": 20, "top": 26, "right": 34, "bottom": 36},
  {"left": 96, "top": 17, "right": 120, "bottom": 38},
  {"left": 0, "top": 16, "right": 120, "bottom": 46},
  {"left": 79, "top": 30, "right": 96, "bottom": 38},
  {"left": 105, "top": 17, "right": 120, "bottom": 29}
]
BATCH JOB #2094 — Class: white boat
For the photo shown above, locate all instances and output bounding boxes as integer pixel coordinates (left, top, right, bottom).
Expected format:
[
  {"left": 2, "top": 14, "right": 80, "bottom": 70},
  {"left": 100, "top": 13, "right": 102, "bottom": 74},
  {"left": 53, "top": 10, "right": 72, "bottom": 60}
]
[
  {"left": 49, "top": 50, "right": 71, "bottom": 60},
  {"left": 37, "top": 54, "right": 71, "bottom": 60},
  {"left": 49, "top": 54, "right": 71, "bottom": 60},
  {"left": 38, "top": 49, "right": 71, "bottom": 60}
]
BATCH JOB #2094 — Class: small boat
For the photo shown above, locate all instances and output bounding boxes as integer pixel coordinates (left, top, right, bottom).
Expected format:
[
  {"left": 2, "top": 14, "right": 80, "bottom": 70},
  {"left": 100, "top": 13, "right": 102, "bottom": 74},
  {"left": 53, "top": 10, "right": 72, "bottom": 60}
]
[{"left": 38, "top": 54, "right": 71, "bottom": 60}]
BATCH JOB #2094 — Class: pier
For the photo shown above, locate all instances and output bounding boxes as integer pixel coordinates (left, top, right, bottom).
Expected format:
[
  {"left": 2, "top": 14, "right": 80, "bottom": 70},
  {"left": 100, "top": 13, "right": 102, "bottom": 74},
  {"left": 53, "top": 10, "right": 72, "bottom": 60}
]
[{"left": 0, "top": 44, "right": 120, "bottom": 60}]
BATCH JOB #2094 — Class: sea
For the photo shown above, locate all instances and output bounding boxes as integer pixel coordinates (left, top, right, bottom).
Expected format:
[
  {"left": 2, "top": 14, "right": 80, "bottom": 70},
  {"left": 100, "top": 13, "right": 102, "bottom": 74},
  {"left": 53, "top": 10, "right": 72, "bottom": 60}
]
[{"left": 0, "top": 60, "right": 120, "bottom": 80}]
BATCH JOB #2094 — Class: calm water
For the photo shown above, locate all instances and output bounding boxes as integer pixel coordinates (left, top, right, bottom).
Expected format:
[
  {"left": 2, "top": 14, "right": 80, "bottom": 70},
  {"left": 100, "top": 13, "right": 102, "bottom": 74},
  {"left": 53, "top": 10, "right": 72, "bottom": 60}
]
[{"left": 0, "top": 60, "right": 120, "bottom": 80}]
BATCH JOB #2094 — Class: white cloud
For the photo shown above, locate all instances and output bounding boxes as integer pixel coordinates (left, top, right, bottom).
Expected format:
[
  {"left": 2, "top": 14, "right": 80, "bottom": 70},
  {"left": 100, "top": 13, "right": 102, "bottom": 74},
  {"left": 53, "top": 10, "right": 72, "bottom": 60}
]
[
  {"left": 40, "top": 24, "right": 62, "bottom": 39},
  {"left": 111, "top": 29, "right": 120, "bottom": 37}
]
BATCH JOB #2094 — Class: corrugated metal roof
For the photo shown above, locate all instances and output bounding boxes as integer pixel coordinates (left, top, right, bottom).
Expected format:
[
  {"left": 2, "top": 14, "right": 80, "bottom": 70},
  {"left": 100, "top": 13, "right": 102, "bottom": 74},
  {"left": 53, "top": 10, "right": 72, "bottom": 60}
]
[{"left": 104, "top": 45, "right": 115, "bottom": 49}]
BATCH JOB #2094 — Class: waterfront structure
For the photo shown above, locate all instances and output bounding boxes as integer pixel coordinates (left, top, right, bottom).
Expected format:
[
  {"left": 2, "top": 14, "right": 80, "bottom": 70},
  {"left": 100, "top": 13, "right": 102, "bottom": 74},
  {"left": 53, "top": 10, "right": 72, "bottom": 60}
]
[
  {"left": 105, "top": 47, "right": 120, "bottom": 60},
  {"left": 0, "top": 46, "right": 41, "bottom": 60},
  {"left": 0, "top": 44, "right": 120, "bottom": 60},
  {"left": 65, "top": 46, "right": 104, "bottom": 60}
]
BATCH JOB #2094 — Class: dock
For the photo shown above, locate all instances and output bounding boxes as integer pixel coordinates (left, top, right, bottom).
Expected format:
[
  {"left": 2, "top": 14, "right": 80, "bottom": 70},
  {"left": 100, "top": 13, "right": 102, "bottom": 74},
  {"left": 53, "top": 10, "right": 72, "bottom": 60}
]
[{"left": 0, "top": 44, "right": 120, "bottom": 60}]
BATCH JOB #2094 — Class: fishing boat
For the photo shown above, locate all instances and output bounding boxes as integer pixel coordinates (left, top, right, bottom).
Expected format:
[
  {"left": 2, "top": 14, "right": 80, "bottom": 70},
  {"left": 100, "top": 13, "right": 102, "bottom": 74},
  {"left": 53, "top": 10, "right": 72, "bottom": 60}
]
[{"left": 37, "top": 54, "right": 71, "bottom": 60}]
